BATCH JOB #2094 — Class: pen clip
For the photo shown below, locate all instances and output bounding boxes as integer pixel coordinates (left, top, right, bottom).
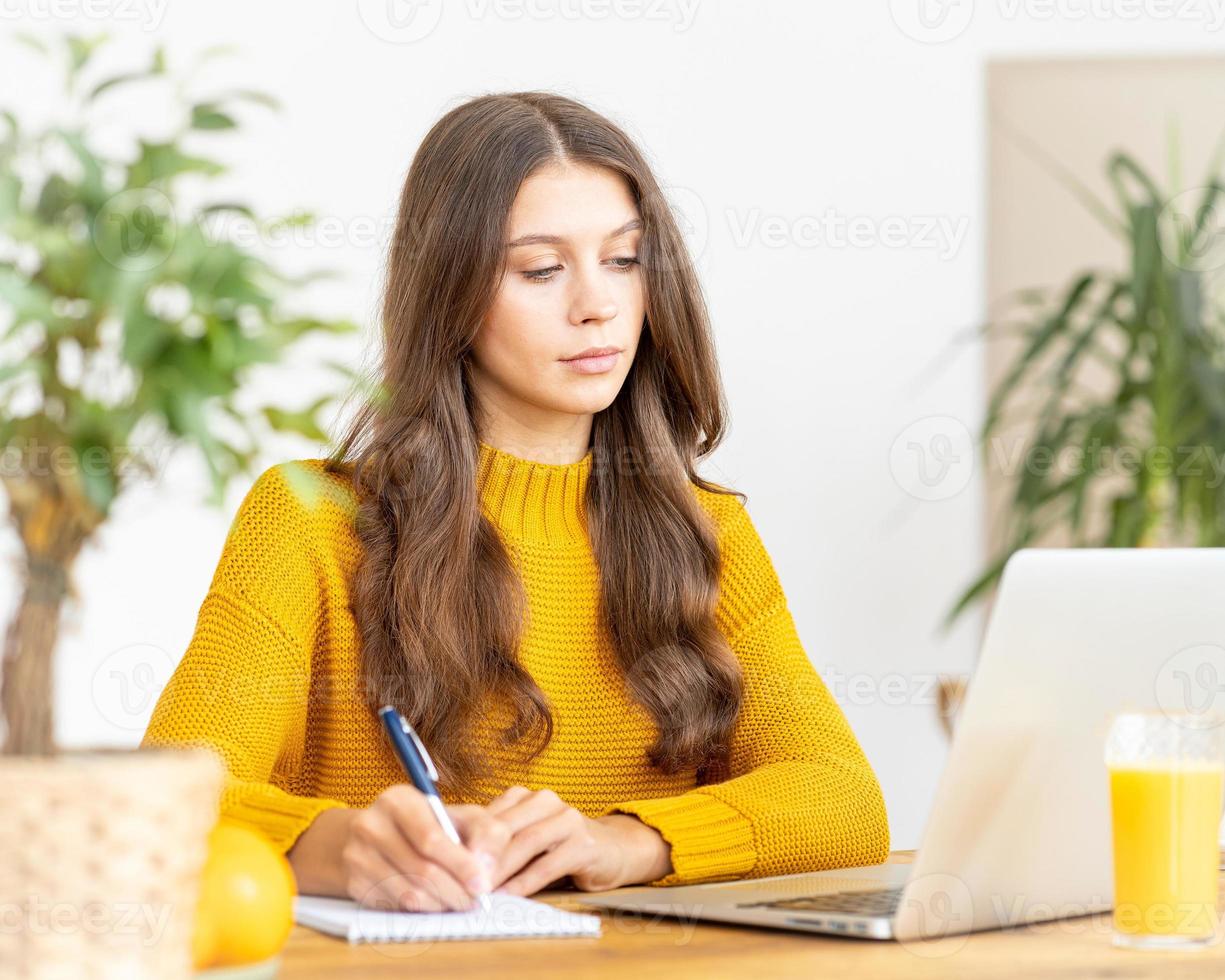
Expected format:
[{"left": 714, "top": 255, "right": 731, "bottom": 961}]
[{"left": 400, "top": 715, "right": 439, "bottom": 782}]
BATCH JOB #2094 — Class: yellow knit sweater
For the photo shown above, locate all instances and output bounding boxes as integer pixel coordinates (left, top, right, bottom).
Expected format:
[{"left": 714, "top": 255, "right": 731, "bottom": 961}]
[{"left": 142, "top": 441, "right": 890, "bottom": 886}]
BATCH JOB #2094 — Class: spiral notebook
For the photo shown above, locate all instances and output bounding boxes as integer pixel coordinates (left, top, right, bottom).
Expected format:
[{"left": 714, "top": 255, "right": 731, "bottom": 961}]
[{"left": 293, "top": 893, "right": 602, "bottom": 943}]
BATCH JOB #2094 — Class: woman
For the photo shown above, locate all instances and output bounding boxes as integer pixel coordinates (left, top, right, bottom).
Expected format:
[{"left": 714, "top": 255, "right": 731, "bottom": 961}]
[{"left": 142, "top": 91, "right": 890, "bottom": 913}]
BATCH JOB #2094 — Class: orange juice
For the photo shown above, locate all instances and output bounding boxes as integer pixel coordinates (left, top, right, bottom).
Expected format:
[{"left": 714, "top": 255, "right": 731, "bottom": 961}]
[{"left": 1108, "top": 762, "right": 1223, "bottom": 939}]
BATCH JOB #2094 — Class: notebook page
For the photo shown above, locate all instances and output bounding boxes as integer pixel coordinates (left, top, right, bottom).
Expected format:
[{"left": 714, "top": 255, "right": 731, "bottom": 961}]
[{"left": 294, "top": 893, "right": 602, "bottom": 943}]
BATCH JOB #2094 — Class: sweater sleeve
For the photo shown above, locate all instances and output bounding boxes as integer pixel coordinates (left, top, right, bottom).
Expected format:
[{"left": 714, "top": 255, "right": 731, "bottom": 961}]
[
  {"left": 597, "top": 499, "right": 891, "bottom": 886},
  {"left": 140, "top": 463, "right": 350, "bottom": 854}
]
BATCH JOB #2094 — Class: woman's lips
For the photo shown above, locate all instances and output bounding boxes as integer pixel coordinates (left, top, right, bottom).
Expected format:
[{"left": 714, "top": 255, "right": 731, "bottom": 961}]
[{"left": 560, "top": 351, "right": 620, "bottom": 374}]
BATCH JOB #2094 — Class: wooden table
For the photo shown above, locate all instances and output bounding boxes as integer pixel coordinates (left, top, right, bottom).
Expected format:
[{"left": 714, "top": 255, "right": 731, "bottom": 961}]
[{"left": 279, "top": 851, "right": 1225, "bottom": 978}]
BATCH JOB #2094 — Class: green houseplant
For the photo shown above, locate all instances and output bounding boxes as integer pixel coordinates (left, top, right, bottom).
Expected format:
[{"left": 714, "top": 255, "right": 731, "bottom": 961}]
[
  {"left": 0, "top": 32, "right": 360, "bottom": 758},
  {"left": 946, "top": 140, "right": 1225, "bottom": 628}
]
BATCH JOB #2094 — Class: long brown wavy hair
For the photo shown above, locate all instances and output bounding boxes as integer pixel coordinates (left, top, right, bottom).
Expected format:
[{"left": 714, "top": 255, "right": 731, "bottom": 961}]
[{"left": 326, "top": 91, "right": 747, "bottom": 797}]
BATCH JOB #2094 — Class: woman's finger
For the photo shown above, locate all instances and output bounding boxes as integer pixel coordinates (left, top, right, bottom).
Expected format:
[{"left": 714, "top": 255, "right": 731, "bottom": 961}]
[
  {"left": 487, "top": 788, "right": 569, "bottom": 834},
  {"left": 497, "top": 839, "right": 582, "bottom": 898},
  {"left": 348, "top": 845, "right": 447, "bottom": 912},
  {"left": 381, "top": 787, "right": 491, "bottom": 896},
  {"left": 484, "top": 785, "right": 532, "bottom": 815},
  {"left": 360, "top": 802, "right": 481, "bottom": 907},
  {"left": 493, "top": 806, "right": 583, "bottom": 885},
  {"left": 449, "top": 803, "right": 512, "bottom": 863},
  {"left": 411, "top": 854, "right": 482, "bottom": 911}
]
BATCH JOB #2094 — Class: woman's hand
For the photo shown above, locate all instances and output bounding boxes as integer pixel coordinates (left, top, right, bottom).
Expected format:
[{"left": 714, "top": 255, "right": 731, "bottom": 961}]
[
  {"left": 482, "top": 786, "right": 673, "bottom": 897},
  {"left": 340, "top": 785, "right": 511, "bottom": 912}
]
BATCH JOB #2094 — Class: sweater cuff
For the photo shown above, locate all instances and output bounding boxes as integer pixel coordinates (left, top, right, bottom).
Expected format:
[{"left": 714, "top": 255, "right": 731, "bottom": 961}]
[
  {"left": 600, "top": 792, "right": 756, "bottom": 886},
  {"left": 222, "top": 781, "right": 350, "bottom": 855}
]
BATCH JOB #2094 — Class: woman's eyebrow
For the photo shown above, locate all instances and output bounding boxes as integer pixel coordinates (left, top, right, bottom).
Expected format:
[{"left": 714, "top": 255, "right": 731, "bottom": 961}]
[{"left": 505, "top": 217, "right": 642, "bottom": 248}]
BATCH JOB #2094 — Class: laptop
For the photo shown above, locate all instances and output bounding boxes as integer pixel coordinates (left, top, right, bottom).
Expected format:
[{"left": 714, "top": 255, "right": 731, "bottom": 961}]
[{"left": 578, "top": 548, "right": 1225, "bottom": 941}]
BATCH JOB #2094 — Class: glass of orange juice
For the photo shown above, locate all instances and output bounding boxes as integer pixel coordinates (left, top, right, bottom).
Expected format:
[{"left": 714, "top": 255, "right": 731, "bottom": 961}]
[{"left": 1105, "top": 711, "right": 1225, "bottom": 950}]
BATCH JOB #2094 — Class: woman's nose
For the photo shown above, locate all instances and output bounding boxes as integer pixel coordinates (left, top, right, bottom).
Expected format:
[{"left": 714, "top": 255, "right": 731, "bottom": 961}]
[{"left": 568, "top": 266, "right": 619, "bottom": 325}]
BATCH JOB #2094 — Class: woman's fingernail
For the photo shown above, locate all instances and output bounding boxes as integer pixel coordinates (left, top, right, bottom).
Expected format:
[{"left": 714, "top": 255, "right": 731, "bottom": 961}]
[
  {"left": 468, "top": 857, "right": 494, "bottom": 893},
  {"left": 468, "top": 877, "right": 492, "bottom": 896}
]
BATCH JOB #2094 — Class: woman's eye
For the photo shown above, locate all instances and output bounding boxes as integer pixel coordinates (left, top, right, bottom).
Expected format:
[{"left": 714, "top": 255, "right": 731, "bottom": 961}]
[
  {"left": 521, "top": 257, "right": 638, "bottom": 284},
  {"left": 522, "top": 265, "right": 561, "bottom": 283}
]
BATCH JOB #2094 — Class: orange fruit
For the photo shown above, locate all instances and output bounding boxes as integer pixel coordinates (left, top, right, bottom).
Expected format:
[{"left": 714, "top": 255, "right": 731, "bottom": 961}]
[
  {"left": 193, "top": 821, "right": 297, "bottom": 969},
  {"left": 191, "top": 902, "right": 218, "bottom": 971}
]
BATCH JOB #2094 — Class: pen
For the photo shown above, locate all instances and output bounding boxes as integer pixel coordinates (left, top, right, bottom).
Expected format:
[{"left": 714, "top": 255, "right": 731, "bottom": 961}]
[{"left": 377, "top": 704, "right": 493, "bottom": 913}]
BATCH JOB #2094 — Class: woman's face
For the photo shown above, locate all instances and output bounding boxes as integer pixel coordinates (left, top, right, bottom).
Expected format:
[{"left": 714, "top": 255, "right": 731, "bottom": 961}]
[{"left": 468, "top": 162, "right": 646, "bottom": 440}]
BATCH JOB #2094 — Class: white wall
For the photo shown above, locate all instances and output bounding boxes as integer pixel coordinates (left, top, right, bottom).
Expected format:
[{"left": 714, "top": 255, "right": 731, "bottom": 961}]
[{"left": 5, "top": 2, "right": 1224, "bottom": 850}]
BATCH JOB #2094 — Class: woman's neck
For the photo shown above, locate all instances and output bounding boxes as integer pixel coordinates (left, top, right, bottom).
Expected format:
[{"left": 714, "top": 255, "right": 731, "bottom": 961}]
[{"left": 476, "top": 417, "right": 593, "bottom": 467}]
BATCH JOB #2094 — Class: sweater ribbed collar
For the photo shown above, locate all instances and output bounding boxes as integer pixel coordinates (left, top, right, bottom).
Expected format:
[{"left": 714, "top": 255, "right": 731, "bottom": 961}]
[{"left": 475, "top": 439, "right": 593, "bottom": 547}]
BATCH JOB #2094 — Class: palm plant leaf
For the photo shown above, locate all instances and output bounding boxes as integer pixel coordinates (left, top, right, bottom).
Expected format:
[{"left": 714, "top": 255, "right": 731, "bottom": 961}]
[{"left": 948, "top": 137, "right": 1225, "bottom": 626}]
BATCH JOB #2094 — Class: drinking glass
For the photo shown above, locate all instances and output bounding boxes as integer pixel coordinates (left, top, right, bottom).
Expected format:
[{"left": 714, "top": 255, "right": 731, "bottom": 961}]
[{"left": 1105, "top": 711, "right": 1225, "bottom": 950}]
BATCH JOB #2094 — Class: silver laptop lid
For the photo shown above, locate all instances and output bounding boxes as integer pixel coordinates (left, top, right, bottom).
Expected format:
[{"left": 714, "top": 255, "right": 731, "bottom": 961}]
[{"left": 896, "top": 547, "right": 1225, "bottom": 941}]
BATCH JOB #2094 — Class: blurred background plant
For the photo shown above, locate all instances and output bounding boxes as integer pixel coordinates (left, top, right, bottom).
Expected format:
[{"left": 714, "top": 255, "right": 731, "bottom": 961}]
[
  {"left": 946, "top": 138, "right": 1225, "bottom": 628},
  {"left": 0, "top": 32, "right": 367, "bottom": 756}
]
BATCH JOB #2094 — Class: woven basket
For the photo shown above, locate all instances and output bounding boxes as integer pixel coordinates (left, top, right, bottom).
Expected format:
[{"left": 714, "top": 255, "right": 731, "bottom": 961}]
[{"left": 0, "top": 745, "right": 225, "bottom": 980}]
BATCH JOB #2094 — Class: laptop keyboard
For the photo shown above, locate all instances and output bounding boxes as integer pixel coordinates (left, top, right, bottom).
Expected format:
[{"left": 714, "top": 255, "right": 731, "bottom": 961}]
[{"left": 740, "top": 886, "right": 904, "bottom": 917}]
